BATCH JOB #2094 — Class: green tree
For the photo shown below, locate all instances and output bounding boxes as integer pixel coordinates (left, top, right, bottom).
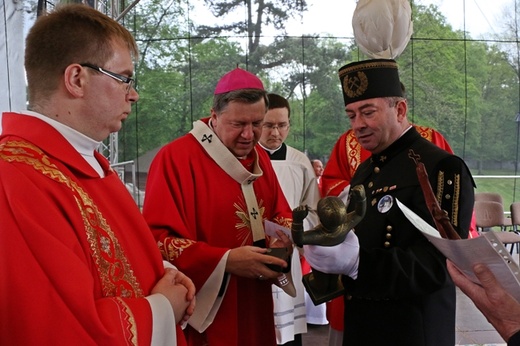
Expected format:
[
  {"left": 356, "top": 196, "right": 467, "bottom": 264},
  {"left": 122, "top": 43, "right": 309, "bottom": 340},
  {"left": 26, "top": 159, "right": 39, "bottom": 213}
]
[
  {"left": 119, "top": 0, "right": 520, "bottom": 175},
  {"left": 197, "top": 0, "right": 308, "bottom": 70},
  {"left": 397, "top": 3, "right": 517, "bottom": 169},
  {"left": 193, "top": 0, "right": 352, "bottom": 159},
  {"left": 119, "top": 0, "right": 244, "bottom": 160}
]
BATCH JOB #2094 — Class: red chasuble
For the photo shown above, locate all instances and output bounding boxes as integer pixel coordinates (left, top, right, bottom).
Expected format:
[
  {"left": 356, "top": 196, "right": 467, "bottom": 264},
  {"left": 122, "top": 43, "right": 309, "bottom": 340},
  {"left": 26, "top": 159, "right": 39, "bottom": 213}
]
[
  {"left": 143, "top": 118, "right": 292, "bottom": 346},
  {"left": 0, "top": 113, "right": 185, "bottom": 346}
]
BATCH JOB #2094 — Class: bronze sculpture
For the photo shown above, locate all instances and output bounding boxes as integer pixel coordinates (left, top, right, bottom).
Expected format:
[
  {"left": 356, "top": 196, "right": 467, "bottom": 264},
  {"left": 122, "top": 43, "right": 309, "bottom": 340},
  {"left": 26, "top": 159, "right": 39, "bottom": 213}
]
[{"left": 291, "top": 185, "right": 366, "bottom": 305}]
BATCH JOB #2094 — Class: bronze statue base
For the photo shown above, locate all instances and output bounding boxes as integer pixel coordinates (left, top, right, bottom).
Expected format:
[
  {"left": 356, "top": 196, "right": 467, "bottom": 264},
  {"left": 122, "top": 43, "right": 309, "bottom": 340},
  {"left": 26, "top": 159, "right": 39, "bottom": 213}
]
[{"left": 302, "top": 272, "right": 344, "bottom": 306}]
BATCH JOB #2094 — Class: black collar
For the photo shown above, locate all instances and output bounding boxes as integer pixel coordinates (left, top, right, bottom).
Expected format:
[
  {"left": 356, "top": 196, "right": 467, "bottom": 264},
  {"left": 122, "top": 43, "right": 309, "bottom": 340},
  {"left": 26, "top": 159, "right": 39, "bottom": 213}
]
[{"left": 264, "top": 143, "right": 287, "bottom": 160}]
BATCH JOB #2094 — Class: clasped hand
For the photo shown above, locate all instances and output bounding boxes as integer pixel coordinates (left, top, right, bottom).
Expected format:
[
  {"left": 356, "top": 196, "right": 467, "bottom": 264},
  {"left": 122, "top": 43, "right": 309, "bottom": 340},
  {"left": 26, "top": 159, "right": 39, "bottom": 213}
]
[{"left": 152, "top": 267, "right": 196, "bottom": 324}]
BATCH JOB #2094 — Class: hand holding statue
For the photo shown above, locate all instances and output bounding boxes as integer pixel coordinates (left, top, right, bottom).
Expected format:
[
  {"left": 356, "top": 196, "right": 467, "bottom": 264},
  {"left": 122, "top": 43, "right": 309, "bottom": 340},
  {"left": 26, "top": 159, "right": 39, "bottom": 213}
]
[{"left": 291, "top": 185, "right": 366, "bottom": 305}]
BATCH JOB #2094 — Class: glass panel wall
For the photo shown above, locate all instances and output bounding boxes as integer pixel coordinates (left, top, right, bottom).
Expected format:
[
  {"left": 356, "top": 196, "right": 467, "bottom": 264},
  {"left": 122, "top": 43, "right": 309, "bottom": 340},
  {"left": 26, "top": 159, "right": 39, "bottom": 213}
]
[{"left": 23, "top": 0, "right": 520, "bottom": 204}]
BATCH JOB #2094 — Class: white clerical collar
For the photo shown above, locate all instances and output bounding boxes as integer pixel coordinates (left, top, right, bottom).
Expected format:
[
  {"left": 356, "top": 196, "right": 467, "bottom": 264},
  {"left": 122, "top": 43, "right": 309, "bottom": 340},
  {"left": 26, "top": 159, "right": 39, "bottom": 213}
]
[
  {"left": 258, "top": 142, "right": 282, "bottom": 155},
  {"left": 21, "top": 111, "right": 104, "bottom": 177}
]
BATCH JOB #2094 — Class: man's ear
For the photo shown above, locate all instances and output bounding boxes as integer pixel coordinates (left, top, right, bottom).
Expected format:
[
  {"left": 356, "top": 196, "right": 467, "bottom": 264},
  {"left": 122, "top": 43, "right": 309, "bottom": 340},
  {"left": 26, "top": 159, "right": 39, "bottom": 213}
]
[
  {"left": 396, "top": 99, "right": 408, "bottom": 121},
  {"left": 210, "top": 108, "right": 218, "bottom": 125},
  {"left": 63, "top": 64, "right": 86, "bottom": 97}
]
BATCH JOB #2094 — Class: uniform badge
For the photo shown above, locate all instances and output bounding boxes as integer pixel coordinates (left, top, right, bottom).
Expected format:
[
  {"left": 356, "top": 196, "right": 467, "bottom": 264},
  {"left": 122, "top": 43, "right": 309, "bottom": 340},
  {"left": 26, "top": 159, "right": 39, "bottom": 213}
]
[{"left": 377, "top": 195, "right": 394, "bottom": 213}]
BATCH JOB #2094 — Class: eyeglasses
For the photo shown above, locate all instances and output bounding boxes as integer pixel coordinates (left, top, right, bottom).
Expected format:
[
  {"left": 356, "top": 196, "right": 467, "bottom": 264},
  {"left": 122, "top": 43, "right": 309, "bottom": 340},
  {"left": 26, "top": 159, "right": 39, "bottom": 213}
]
[
  {"left": 80, "top": 63, "right": 135, "bottom": 93},
  {"left": 262, "top": 123, "right": 290, "bottom": 131}
]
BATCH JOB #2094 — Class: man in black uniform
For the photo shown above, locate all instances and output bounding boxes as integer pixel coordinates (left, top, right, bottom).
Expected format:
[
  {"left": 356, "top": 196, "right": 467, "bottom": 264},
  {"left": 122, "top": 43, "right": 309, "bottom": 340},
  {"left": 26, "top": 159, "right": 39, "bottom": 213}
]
[{"left": 303, "top": 59, "right": 475, "bottom": 346}]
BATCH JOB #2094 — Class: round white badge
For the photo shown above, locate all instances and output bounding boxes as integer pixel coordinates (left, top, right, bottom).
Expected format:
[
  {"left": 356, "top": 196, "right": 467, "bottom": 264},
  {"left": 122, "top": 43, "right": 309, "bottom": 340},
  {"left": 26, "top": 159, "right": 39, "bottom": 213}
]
[{"left": 377, "top": 195, "right": 394, "bottom": 213}]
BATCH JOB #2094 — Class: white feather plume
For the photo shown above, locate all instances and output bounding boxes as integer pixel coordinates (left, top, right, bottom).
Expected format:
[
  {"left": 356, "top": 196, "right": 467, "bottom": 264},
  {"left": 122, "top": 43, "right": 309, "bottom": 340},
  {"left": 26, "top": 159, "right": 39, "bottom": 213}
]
[{"left": 352, "top": 0, "right": 413, "bottom": 59}]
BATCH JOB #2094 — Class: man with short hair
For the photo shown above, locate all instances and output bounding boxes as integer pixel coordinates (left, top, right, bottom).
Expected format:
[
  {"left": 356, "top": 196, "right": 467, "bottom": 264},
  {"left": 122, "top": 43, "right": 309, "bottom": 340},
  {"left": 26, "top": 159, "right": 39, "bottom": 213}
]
[
  {"left": 311, "top": 159, "right": 324, "bottom": 195},
  {"left": 259, "top": 93, "right": 323, "bottom": 345},
  {"left": 143, "top": 68, "right": 295, "bottom": 346},
  {"left": 0, "top": 4, "right": 195, "bottom": 345},
  {"left": 321, "top": 90, "right": 462, "bottom": 346},
  {"left": 303, "top": 59, "right": 475, "bottom": 345}
]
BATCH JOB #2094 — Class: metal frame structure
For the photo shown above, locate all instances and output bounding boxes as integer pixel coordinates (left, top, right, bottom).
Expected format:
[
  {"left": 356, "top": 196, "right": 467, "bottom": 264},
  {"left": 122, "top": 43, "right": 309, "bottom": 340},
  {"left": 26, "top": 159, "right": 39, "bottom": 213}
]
[{"left": 37, "top": 0, "right": 141, "bottom": 23}]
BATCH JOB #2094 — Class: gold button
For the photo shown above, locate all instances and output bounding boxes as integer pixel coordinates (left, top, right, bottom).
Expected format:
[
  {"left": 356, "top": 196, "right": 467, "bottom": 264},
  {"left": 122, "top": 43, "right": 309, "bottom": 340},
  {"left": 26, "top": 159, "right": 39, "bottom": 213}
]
[
  {"left": 386, "top": 225, "right": 393, "bottom": 232},
  {"left": 374, "top": 167, "right": 380, "bottom": 173},
  {"left": 384, "top": 241, "right": 390, "bottom": 247},
  {"left": 447, "top": 180, "right": 453, "bottom": 185},
  {"left": 386, "top": 233, "right": 392, "bottom": 239},
  {"left": 445, "top": 194, "right": 451, "bottom": 200},
  {"left": 368, "top": 182, "right": 373, "bottom": 188},
  {"left": 371, "top": 198, "right": 377, "bottom": 206}
]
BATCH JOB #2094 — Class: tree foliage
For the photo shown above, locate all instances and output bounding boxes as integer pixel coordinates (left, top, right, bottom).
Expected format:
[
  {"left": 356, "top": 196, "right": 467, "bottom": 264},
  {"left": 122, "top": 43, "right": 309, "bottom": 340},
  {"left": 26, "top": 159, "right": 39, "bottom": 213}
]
[
  {"left": 197, "top": 0, "right": 308, "bottom": 57},
  {"left": 113, "top": 0, "right": 519, "bottom": 174}
]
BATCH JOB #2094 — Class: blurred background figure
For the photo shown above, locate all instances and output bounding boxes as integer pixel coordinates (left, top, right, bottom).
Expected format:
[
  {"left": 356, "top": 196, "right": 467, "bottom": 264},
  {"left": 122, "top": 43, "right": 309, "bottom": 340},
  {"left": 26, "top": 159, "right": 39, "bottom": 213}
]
[{"left": 311, "top": 159, "right": 324, "bottom": 196}]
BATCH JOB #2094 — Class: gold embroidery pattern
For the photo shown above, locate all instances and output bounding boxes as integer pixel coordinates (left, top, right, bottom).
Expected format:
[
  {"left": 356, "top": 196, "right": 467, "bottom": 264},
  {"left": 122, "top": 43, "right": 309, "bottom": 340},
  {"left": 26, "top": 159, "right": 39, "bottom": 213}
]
[
  {"left": 325, "top": 181, "right": 345, "bottom": 197},
  {"left": 343, "top": 71, "right": 369, "bottom": 98},
  {"left": 114, "top": 297, "right": 138, "bottom": 345},
  {"left": 158, "top": 238, "right": 196, "bottom": 262},
  {"left": 339, "top": 60, "right": 398, "bottom": 77},
  {"left": 436, "top": 171, "right": 444, "bottom": 205},
  {"left": 346, "top": 130, "right": 362, "bottom": 178},
  {"left": 234, "top": 198, "right": 266, "bottom": 246},
  {"left": 415, "top": 125, "right": 433, "bottom": 142},
  {"left": 272, "top": 216, "right": 292, "bottom": 230},
  {"left": 0, "top": 140, "right": 143, "bottom": 300},
  {"left": 451, "top": 173, "right": 461, "bottom": 227}
]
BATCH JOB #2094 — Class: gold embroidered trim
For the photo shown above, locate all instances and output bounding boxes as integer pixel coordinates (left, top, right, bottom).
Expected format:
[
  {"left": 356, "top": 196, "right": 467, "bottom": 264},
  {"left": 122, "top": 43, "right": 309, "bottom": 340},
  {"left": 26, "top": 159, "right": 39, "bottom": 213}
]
[
  {"left": 114, "top": 297, "right": 138, "bottom": 345},
  {"left": 451, "top": 173, "right": 461, "bottom": 227},
  {"left": 415, "top": 125, "right": 434, "bottom": 142},
  {"left": 345, "top": 130, "right": 362, "bottom": 178},
  {"left": 325, "top": 181, "right": 345, "bottom": 197},
  {"left": 339, "top": 60, "right": 398, "bottom": 77},
  {"left": 0, "top": 140, "right": 143, "bottom": 299},
  {"left": 159, "top": 238, "right": 196, "bottom": 262},
  {"left": 273, "top": 216, "right": 292, "bottom": 230},
  {"left": 436, "top": 171, "right": 444, "bottom": 206},
  {"left": 234, "top": 198, "right": 267, "bottom": 246}
]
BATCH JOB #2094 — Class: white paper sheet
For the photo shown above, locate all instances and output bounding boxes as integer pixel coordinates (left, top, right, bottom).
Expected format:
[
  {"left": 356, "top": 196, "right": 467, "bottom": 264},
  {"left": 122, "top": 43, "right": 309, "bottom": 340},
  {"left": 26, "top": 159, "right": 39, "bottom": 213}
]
[
  {"left": 264, "top": 220, "right": 293, "bottom": 241},
  {"left": 397, "top": 199, "right": 520, "bottom": 302}
]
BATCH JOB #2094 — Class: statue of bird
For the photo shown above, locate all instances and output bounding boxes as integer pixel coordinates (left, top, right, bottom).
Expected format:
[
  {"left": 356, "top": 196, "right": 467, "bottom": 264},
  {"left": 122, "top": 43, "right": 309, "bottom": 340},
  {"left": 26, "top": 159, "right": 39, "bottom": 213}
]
[{"left": 352, "top": 0, "right": 413, "bottom": 59}]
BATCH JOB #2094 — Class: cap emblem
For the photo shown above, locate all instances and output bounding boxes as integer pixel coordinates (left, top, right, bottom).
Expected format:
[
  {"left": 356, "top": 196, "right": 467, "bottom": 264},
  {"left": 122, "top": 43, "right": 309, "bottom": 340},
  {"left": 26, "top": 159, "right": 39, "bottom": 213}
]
[{"left": 343, "top": 71, "right": 368, "bottom": 98}]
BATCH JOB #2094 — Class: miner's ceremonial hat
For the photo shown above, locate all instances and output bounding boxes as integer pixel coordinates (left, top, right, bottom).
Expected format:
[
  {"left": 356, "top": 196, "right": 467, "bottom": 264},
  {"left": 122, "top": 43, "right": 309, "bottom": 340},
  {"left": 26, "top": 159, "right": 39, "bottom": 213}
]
[{"left": 338, "top": 59, "right": 403, "bottom": 106}]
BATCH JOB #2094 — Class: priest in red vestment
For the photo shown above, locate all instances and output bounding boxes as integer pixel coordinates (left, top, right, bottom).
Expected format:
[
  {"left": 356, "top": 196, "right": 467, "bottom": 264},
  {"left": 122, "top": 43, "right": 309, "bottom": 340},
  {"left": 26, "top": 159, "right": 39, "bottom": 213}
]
[
  {"left": 143, "top": 68, "right": 294, "bottom": 346},
  {"left": 0, "top": 5, "right": 194, "bottom": 345}
]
